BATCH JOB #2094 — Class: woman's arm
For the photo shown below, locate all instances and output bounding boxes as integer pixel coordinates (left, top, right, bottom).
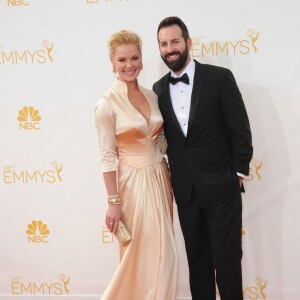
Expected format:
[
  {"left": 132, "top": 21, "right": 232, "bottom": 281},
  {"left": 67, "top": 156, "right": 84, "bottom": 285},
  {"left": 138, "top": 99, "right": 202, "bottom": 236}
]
[
  {"left": 103, "top": 171, "right": 122, "bottom": 234},
  {"left": 95, "top": 96, "right": 122, "bottom": 233}
]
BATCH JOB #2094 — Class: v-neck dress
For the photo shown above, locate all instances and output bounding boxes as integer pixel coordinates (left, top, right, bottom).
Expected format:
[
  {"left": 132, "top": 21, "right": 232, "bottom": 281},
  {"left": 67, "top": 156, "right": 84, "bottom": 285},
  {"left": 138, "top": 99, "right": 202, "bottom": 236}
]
[{"left": 95, "top": 79, "right": 177, "bottom": 300}]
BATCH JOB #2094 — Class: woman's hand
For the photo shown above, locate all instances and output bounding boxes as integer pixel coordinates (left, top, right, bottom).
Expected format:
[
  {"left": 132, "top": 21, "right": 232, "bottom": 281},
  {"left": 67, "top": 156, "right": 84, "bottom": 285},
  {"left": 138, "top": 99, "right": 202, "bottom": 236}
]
[{"left": 106, "top": 205, "right": 122, "bottom": 234}]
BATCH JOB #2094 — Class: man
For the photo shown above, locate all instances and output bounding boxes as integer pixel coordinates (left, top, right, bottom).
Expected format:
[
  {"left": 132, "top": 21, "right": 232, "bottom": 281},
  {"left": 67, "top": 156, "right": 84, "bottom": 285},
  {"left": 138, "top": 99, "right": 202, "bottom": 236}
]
[{"left": 153, "top": 17, "right": 253, "bottom": 300}]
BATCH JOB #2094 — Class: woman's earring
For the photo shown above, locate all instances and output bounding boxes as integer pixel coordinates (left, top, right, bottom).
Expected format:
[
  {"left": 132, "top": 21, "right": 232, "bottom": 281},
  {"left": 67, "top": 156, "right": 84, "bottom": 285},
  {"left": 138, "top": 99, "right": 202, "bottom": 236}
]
[
  {"left": 112, "top": 65, "right": 116, "bottom": 73},
  {"left": 140, "top": 62, "right": 143, "bottom": 70}
]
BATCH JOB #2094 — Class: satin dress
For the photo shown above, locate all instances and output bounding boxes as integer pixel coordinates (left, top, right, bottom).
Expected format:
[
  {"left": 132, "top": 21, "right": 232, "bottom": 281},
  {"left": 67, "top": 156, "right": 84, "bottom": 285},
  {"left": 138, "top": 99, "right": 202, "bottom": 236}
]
[{"left": 95, "top": 79, "right": 177, "bottom": 300}]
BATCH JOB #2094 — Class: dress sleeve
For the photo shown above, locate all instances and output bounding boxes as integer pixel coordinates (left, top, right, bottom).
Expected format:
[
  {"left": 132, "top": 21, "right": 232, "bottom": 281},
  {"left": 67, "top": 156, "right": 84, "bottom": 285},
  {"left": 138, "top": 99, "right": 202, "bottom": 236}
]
[{"left": 95, "top": 96, "right": 117, "bottom": 173}]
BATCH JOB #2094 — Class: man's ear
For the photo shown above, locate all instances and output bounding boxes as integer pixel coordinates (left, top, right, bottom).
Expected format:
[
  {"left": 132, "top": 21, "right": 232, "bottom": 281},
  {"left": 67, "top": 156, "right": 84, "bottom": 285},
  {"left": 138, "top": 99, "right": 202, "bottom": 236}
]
[{"left": 187, "top": 37, "right": 193, "bottom": 52}]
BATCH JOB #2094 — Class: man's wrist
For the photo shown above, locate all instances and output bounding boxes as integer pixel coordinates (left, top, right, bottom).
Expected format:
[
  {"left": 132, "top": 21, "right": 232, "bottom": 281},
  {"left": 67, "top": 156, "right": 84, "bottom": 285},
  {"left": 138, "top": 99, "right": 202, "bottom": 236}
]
[{"left": 236, "top": 172, "right": 246, "bottom": 179}]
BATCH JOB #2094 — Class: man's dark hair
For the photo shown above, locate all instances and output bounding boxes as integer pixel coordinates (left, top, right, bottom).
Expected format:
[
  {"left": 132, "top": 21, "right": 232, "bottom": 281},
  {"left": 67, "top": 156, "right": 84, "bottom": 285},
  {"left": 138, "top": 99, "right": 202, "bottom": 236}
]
[{"left": 157, "top": 16, "right": 190, "bottom": 42}]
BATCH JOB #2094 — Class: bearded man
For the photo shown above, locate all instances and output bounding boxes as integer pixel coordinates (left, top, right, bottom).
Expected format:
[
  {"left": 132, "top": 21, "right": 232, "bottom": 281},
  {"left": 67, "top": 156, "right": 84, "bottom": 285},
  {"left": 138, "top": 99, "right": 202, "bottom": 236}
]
[{"left": 153, "top": 16, "right": 253, "bottom": 300}]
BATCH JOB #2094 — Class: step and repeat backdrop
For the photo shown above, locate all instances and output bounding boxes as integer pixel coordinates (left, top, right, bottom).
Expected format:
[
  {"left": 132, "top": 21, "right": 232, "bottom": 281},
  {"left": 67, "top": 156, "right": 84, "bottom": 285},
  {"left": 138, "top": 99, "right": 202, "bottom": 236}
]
[{"left": 0, "top": 0, "right": 299, "bottom": 299}]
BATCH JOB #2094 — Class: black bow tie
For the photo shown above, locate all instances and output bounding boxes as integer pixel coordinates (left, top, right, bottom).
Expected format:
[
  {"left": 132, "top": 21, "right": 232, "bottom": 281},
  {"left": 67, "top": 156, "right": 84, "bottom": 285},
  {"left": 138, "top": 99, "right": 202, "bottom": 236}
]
[{"left": 168, "top": 73, "right": 189, "bottom": 85}]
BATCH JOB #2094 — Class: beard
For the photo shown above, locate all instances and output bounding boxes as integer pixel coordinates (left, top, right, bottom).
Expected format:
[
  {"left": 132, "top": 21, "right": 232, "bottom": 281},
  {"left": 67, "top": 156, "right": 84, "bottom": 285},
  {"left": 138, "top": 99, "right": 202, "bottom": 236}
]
[{"left": 161, "top": 43, "right": 189, "bottom": 72}]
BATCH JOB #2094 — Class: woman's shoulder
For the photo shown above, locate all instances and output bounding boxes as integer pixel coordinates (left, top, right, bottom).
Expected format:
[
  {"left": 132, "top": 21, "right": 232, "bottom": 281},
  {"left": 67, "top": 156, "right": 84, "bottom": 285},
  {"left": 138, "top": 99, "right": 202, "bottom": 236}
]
[
  {"left": 96, "top": 94, "right": 110, "bottom": 108},
  {"left": 95, "top": 91, "right": 115, "bottom": 114},
  {"left": 96, "top": 84, "right": 117, "bottom": 107},
  {"left": 101, "top": 84, "right": 117, "bottom": 100}
]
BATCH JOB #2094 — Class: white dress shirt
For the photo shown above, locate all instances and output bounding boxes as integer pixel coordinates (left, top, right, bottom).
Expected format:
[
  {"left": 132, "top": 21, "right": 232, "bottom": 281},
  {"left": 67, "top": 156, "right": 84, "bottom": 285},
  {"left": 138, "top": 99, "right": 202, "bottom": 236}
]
[{"left": 169, "top": 59, "right": 195, "bottom": 136}]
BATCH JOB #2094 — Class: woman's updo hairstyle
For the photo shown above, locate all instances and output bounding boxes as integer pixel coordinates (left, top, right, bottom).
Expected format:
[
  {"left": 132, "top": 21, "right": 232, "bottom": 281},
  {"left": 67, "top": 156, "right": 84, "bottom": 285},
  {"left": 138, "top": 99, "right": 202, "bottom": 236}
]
[{"left": 108, "top": 30, "right": 142, "bottom": 56}]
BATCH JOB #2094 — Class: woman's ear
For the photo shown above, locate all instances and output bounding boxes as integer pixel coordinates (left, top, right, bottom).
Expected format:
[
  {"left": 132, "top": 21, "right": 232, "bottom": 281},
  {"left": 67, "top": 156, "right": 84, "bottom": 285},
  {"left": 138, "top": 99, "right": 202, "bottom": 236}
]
[{"left": 110, "top": 55, "right": 114, "bottom": 64}]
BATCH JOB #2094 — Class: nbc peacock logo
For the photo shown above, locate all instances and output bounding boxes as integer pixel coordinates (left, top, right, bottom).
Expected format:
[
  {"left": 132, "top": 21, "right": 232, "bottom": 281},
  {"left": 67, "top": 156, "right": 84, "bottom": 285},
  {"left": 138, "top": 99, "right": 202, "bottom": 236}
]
[
  {"left": 191, "top": 28, "right": 260, "bottom": 58},
  {"left": 7, "top": 0, "right": 30, "bottom": 6},
  {"left": 17, "top": 106, "right": 41, "bottom": 130},
  {"left": 26, "top": 220, "right": 50, "bottom": 243}
]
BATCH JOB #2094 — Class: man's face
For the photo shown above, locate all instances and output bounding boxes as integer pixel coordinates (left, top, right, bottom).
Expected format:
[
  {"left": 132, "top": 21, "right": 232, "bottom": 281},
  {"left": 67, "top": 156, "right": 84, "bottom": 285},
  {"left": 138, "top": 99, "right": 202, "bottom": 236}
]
[{"left": 158, "top": 24, "right": 192, "bottom": 74}]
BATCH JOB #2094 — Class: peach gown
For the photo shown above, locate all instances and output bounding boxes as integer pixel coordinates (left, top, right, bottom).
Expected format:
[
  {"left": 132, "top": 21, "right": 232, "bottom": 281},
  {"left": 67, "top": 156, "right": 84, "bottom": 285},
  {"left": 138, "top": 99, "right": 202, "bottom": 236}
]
[{"left": 95, "top": 79, "right": 177, "bottom": 300}]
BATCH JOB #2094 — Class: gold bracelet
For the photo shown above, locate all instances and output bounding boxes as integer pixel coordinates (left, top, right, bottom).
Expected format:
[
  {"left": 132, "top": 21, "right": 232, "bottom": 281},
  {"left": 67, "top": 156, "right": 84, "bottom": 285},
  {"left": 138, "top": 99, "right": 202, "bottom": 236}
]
[
  {"left": 108, "top": 197, "right": 121, "bottom": 205},
  {"left": 108, "top": 202, "right": 121, "bottom": 206}
]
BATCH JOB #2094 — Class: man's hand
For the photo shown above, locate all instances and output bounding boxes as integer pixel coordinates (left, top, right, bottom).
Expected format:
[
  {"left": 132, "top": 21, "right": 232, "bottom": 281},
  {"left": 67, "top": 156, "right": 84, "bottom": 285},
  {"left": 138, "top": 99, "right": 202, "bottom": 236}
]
[{"left": 238, "top": 176, "right": 243, "bottom": 187}]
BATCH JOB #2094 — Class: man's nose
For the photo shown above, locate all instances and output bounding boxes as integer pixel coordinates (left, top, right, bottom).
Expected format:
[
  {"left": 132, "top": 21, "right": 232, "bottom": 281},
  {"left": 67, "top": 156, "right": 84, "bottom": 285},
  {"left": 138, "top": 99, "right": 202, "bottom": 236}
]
[{"left": 167, "top": 44, "right": 174, "bottom": 53}]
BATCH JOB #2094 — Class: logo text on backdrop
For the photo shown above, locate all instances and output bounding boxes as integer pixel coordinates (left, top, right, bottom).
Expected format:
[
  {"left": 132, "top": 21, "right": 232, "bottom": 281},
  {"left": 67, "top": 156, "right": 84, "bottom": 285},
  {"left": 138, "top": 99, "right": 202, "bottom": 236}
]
[
  {"left": 0, "top": 41, "right": 53, "bottom": 65},
  {"left": 18, "top": 106, "right": 41, "bottom": 130},
  {"left": 26, "top": 220, "right": 50, "bottom": 243},
  {"left": 3, "top": 162, "right": 63, "bottom": 184},
  {"left": 191, "top": 29, "right": 259, "bottom": 57},
  {"left": 11, "top": 274, "right": 70, "bottom": 295}
]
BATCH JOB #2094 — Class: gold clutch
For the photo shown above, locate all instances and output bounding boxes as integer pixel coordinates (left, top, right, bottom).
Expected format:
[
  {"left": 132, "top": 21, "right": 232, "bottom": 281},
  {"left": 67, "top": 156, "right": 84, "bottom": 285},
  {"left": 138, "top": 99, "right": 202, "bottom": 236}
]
[{"left": 114, "top": 220, "right": 131, "bottom": 246}]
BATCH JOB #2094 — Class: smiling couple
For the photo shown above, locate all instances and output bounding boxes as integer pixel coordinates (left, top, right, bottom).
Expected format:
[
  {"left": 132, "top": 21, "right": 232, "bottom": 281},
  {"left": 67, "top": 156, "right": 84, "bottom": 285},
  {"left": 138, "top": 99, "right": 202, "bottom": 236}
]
[{"left": 95, "top": 16, "right": 253, "bottom": 300}]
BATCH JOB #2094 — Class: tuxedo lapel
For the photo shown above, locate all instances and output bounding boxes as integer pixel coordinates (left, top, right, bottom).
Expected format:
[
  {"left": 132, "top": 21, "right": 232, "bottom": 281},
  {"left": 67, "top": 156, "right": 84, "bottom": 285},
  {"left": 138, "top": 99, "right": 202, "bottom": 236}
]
[
  {"left": 187, "top": 61, "right": 205, "bottom": 138},
  {"left": 161, "top": 76, "right": 185, "bottom": 137}
]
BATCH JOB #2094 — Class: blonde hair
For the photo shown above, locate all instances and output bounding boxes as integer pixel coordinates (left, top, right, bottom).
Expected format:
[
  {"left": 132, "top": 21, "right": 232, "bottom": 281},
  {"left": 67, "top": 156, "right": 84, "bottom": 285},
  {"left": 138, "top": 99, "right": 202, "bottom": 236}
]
[{"left": 108, "top": 30, "right": 142, "bottom": 57}]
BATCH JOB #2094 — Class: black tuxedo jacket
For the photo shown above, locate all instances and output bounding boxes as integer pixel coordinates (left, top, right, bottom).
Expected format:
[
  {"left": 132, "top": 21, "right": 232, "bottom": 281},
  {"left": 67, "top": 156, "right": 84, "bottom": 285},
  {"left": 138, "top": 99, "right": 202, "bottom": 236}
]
[{"left": 153, "top": 60, "right": 253, "bottom": 205}]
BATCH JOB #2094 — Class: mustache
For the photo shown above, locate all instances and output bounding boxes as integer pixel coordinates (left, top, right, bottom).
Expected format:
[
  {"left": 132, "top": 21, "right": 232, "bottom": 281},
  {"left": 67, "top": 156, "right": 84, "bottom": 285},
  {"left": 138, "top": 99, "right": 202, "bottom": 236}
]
[{"left": 166, "top": 51, "right": 181, "bottom": 58}]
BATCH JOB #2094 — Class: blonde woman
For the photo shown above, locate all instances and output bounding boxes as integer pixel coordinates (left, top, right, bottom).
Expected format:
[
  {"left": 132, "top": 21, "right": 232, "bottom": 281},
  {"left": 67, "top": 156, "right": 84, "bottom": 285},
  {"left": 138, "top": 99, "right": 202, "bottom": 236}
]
[{"left": 95, "top": 30, "right": 177, "bottom": 300}]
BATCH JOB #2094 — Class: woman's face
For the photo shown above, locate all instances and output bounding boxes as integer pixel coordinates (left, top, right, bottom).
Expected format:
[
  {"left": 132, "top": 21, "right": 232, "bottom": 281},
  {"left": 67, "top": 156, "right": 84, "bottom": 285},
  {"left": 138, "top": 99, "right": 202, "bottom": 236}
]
[{"left": 110, "top": 43, "right": 142, "bottom": 83}]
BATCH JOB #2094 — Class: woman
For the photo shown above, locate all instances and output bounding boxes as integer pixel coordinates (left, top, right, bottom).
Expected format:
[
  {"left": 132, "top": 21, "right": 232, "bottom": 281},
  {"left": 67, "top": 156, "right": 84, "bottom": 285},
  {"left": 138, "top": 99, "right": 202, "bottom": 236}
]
[{"left": 95, "top": 30, "right": 177, "bottom": 300}]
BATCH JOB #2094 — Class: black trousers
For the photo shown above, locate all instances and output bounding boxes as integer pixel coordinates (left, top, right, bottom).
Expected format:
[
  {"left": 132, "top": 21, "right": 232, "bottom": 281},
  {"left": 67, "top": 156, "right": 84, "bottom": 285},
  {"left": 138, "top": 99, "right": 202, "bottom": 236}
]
[{"left": 177, "top": 185, "right": 243, "bottom": 300}]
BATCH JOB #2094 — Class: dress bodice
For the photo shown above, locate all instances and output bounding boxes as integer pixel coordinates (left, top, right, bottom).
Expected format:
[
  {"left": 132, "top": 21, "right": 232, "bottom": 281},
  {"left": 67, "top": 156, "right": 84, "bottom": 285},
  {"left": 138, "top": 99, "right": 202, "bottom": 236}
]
[{"left": 95, "top": 79, "right": 164, "bottom": 170}]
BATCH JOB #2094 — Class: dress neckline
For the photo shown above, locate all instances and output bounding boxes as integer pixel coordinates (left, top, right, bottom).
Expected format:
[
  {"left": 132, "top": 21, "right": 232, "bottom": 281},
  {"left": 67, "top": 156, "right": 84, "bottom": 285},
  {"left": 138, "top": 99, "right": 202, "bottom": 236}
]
[{"left": 113, "top": 79, "right": 152, "bottom": 129}]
